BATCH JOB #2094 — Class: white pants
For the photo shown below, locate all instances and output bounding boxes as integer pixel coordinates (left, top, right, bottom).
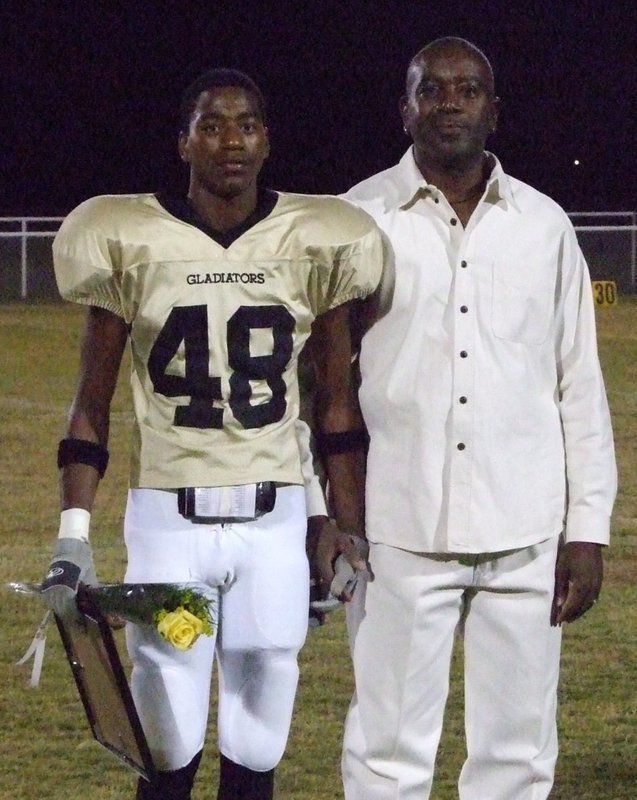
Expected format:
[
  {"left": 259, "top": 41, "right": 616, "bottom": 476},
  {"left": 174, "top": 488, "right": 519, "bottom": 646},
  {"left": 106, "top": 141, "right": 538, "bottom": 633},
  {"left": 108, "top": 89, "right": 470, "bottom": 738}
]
[
  {"left": 343, "top": 538, "right": 562, "bottom": 800},
  {"left": 123, "top": 486, "right": 309, "bottom": 772}
]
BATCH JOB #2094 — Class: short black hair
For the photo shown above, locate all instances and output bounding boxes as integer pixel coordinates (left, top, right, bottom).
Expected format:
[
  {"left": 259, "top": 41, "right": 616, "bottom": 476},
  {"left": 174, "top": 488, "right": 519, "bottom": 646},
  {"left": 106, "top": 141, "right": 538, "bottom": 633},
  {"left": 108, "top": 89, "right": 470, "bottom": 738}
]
[
  {"left": 406, "top": 36, "right": 495, "bottom": 95},
  {"left": 408, "top": 37, "right": 495, "bottom": 95},
  {"left": 179, "top": 68, "right": 267, "bottom": 133}
]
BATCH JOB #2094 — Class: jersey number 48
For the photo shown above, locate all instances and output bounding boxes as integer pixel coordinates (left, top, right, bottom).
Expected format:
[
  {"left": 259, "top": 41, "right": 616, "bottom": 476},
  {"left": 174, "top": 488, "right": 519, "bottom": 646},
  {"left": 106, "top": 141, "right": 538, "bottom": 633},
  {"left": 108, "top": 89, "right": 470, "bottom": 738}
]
[{"left": 148, "top": 303, "right": 295, "bottom": 429}]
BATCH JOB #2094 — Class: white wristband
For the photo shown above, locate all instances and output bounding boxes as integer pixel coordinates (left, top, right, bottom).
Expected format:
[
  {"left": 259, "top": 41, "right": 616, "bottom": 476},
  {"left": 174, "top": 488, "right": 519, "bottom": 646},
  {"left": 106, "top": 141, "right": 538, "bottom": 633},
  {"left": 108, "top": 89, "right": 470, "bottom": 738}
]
[{"left": 58, "top": 508, "right": 91, "bottom": 542}]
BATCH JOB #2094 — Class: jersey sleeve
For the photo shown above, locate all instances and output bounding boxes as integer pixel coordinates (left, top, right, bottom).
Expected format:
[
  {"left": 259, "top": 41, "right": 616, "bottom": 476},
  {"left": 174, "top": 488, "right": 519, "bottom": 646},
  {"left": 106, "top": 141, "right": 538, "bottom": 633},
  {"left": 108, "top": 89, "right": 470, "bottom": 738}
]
[
  {"left": 52, "top": 196, "right": 126, "bottom": 319},
  {"left": 307, "top": 199, "right": 386, "bottom": 316}
]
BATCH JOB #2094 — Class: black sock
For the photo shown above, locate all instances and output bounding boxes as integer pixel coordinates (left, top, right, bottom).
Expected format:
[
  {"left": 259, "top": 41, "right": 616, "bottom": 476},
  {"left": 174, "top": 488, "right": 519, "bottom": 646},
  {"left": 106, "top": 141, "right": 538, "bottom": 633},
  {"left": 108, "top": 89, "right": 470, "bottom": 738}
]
[
  {"left": 217, "top": 753, "right": 274, "bottom": 800},
  {"left": 136, "top": 751, "right": 202, "bottom": 800}
]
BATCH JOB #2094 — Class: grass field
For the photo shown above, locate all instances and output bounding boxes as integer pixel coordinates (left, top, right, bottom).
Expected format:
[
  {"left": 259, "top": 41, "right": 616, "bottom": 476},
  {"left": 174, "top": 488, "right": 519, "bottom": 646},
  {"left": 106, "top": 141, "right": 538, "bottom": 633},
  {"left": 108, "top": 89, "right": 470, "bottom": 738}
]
[{"left": 0, "top": 301, "right": 635, "bottom": 799}]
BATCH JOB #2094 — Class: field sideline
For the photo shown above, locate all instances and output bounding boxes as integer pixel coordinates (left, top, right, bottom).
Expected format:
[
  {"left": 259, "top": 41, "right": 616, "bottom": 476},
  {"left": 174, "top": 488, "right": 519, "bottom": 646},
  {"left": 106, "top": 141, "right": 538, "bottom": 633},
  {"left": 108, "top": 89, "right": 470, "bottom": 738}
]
[{"left": 0, "top": 301, "right": 635, "bottom": 799}]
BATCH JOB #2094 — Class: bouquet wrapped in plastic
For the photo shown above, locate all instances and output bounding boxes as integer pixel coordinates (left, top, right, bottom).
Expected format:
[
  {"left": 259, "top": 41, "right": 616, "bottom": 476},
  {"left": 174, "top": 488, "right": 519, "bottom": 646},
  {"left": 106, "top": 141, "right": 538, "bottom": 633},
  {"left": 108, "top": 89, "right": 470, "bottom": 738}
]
[
  {"left": 79, "top": 583, "right": 216, "bottom": 650},
  {"left": 9, "top": 581, "right": 217, "bottom": 656}
]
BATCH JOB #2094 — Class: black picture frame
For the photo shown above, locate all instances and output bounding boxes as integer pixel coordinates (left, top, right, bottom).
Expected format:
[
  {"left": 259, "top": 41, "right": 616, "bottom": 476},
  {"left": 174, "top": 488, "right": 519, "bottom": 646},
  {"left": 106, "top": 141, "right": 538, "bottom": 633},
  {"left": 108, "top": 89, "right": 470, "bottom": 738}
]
[{"left": 54, "top": 586, "right": 157, "bottom": 782}]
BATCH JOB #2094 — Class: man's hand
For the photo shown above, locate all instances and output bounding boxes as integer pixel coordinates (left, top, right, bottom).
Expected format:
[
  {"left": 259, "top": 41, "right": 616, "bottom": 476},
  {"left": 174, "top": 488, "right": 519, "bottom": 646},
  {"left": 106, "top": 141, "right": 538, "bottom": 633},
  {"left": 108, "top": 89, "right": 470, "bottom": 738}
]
[
  {"left": 551, "top": 541, "right": 603, "bottom": 626},
  {"left": 41, "top": 538, "right": 97, "bottom": 623},
  {"left": 311, "top": 518, "right": 368, "bottom": 603}
]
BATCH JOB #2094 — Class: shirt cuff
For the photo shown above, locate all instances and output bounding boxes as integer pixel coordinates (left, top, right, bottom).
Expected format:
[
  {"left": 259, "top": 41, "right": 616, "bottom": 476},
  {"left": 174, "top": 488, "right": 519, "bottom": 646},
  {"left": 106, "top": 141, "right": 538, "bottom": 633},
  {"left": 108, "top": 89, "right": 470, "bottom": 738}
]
[{"left": 564, "top": 508, "right": 611, "bottom": 546}]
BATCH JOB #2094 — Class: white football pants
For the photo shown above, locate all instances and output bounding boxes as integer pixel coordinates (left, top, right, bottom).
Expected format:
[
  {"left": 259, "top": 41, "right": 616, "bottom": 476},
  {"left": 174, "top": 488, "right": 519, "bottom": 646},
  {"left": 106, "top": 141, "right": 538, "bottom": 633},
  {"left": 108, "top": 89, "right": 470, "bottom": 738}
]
[
  {"left": 343, "top": 537, "right": 562, "bottom": 800},
  {"left": 123, "top": 486, "right": 309, "bottom": 772}
]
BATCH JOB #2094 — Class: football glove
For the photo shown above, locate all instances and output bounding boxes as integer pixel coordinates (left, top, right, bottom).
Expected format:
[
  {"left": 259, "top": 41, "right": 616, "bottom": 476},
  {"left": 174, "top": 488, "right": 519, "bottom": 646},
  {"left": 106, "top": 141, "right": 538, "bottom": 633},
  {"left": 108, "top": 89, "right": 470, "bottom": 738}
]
[
  {"left": 311, "top": 535, "right": 369, "bottom": 613},
  {"left": 41, "top": 537, "right": 97, "bottom": 622}
]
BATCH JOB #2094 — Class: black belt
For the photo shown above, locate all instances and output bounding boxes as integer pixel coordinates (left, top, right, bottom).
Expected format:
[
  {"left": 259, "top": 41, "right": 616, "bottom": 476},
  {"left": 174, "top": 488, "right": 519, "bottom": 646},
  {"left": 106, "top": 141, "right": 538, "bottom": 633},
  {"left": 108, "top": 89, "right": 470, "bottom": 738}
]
[{"left": 177, "top": 482, "right": 276, "bottom": 523}]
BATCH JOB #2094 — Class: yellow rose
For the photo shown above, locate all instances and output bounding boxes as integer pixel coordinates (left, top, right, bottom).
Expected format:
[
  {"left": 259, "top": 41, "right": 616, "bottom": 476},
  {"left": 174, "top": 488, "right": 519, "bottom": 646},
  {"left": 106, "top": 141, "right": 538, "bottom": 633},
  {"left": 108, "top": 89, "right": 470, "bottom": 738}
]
[{"left": 156, "top": 607, "right": 205, "bottom": 650}]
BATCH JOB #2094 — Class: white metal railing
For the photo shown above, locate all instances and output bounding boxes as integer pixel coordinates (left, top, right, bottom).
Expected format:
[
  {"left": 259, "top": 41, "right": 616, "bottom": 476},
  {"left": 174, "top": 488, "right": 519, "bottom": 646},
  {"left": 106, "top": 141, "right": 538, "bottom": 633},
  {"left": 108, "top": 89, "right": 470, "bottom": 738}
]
[
  {"left": 569, "top": 212, "right": 637, "bottom": 293},
  {"left": 0, "top": 217, "right": 64, "bottom": 299},
  {"left": 1, "top": 213, "right": 636, "bottom": 298}
]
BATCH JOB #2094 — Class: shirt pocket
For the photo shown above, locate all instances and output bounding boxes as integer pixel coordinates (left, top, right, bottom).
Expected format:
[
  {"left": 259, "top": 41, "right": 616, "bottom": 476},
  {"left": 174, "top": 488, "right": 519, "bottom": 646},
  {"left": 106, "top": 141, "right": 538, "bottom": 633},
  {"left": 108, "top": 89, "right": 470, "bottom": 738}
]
[{"left": 491, "top": 262, "right": 552, "bottom": 345}]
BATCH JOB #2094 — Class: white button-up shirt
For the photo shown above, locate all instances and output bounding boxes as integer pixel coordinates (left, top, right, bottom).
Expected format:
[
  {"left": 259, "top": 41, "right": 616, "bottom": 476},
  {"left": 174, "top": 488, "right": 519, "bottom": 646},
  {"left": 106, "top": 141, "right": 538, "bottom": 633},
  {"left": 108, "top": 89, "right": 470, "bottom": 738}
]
[{"left": 344, "top": 149, "right": 616, "bottom": 553}]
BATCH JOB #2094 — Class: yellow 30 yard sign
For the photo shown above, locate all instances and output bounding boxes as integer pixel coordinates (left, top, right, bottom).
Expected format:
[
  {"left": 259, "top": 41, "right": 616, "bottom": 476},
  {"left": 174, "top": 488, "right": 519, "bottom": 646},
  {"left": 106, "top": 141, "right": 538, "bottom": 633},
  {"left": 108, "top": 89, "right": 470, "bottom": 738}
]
[{"left": 592, "top": 281, "right": 618, "bottom": 307}]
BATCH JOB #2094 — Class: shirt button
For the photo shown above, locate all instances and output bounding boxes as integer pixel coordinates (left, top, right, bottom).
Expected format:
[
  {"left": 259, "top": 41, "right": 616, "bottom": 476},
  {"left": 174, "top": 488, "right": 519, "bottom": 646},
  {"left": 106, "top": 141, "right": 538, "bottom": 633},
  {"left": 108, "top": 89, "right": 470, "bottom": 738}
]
[
  {"left": 461, "top": 260, "right": 467, "bottom": 268},
  {"left": 457, "top": 443, "right": 466, "bottom": 450},
  {"left": 459, "top": 396, "right": 467, "bottom": 404},
  {"left": 460, "top": 350, "right": 468, "bottom": 358},
  {"left": 460, "top": 305, "right": 468, "bottom": 313},
  {"left": 450, "top": 218, "right": 458, "bottom": 226}
]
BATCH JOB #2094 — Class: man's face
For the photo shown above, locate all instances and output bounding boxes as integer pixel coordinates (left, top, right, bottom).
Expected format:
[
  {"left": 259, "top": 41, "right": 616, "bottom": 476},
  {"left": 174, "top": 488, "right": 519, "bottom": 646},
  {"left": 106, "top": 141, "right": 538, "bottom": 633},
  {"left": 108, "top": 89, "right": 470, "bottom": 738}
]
[
  {"left": 179, "top": 85, "right": 270, "bottom": 199},
  {"left": 401, "top": 44, "right": 499, "bottom": 170}
]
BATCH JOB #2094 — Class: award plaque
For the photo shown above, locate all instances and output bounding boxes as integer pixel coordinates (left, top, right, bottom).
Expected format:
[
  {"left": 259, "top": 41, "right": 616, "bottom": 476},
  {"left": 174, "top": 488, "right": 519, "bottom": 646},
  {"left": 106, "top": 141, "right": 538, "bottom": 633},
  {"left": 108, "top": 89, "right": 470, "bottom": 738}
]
[{"left": 54, "top": 586, "right": 157, "bottom": 781}]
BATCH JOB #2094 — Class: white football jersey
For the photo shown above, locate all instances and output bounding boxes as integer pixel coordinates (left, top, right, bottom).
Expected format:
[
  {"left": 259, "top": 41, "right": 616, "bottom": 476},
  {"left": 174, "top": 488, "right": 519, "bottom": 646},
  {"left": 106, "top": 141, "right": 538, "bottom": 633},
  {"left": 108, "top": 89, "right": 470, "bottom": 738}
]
[{"left": 53, "top": 191, "right": 383, "bottom": 489}]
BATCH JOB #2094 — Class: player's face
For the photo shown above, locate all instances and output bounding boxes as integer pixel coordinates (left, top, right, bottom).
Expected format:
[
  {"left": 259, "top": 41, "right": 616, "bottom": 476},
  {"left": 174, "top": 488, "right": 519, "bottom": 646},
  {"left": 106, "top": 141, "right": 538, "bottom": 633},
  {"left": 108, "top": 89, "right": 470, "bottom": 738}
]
[
  {"left": 179, "top": 86, "right": 270, "bottom": 200},
  {"left": 401, "top": 44, "right": 498, "bottom": 171}
]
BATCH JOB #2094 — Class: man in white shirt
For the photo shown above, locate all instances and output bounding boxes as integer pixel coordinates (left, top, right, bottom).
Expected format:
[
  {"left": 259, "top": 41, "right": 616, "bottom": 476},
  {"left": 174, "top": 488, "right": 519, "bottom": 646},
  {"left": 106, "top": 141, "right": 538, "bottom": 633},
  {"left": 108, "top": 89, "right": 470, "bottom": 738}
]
[{"left": 339, "top": 36, "right": 617, "bottom": 800}]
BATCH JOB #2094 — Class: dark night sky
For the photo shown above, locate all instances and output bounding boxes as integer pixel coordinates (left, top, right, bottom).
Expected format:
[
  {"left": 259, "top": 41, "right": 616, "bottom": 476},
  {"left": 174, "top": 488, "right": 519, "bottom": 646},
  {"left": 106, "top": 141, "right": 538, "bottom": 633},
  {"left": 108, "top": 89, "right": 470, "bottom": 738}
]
[{"left": 1, "top": 0, "right": 634, "bottom": 216}]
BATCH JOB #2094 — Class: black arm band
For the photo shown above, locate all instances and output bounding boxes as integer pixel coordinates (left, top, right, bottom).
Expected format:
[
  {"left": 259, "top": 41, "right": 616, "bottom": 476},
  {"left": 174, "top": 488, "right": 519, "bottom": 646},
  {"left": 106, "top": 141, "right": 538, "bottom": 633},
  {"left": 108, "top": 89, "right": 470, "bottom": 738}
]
[
  {"left": 315, "top": 429, "right": 368, "bottom": 457},
  {"left": 57, "top": 438, "right": 109, "bottom": 478}
]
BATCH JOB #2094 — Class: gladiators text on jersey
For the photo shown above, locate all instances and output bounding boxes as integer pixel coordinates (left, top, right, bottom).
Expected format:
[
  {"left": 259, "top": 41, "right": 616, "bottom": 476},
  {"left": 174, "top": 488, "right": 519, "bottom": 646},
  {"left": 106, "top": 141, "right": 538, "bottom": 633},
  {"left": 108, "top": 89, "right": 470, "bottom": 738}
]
[{"left": 186, "top": 272, "right": 266, "bottom": 285}]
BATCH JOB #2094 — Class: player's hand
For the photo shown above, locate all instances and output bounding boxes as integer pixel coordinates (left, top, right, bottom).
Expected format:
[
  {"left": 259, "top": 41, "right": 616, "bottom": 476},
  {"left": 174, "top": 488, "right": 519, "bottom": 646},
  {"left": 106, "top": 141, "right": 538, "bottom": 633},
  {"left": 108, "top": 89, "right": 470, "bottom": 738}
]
[
  {"left": 551, "top": 541, "right": 603, "bottom": 626},
  {"left": 41, "top": 538, "right": 97, "bottom": 623},
  {"left": 313, "top": 519, "right": 368, "bottom": 605},
  {"left": 307, "top": 516, "right": 329, "bottom": 626}
]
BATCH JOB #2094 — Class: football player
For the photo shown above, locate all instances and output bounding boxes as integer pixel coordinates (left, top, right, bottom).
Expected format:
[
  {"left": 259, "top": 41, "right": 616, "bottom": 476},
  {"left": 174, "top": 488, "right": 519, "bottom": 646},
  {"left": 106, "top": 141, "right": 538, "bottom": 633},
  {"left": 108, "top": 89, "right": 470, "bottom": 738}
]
[{"left": 41, "top": 69, "right": 382, "bottom": 800}]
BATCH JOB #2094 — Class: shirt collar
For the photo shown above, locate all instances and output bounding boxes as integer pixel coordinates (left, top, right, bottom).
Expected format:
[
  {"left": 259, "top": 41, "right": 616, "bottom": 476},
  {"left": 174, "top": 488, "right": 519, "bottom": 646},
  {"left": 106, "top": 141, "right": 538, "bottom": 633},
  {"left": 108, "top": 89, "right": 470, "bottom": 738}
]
[
  {"left": 392, "top": 147, "right": 517, "bottom": 211},
  {"left": 156, "top": 188, "right": 279, "bottom": 248}
]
